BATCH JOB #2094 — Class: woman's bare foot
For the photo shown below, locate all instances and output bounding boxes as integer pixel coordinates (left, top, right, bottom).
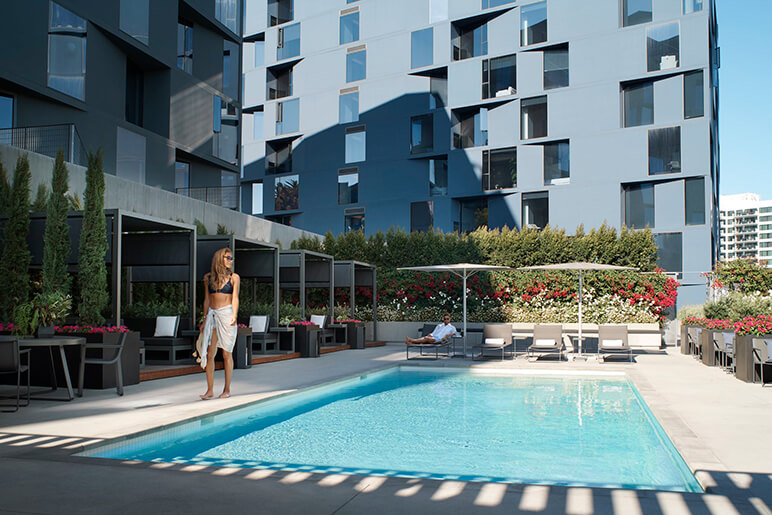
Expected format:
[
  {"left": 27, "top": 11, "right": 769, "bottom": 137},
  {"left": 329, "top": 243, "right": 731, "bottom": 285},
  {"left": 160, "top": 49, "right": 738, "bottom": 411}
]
[
  {"left": 218, "top": 391, "right": 231, "bottom": 399},
  {"left": 200, "top": 391, "right": 214, "bottom": 400}
]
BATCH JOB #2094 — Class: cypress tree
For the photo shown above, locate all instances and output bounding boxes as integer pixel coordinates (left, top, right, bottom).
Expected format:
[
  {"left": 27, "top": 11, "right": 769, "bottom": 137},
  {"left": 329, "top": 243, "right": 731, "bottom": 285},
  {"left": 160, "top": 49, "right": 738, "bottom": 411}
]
[
  {"left": 0, "top": 155, "right": 32, "bottom": 320},
  {"left": 42, "top": 151, "right": 72, "bottom": 296},
  {"left": 78, "top": 150, "right": 108, "bottom": 325},
  {"left": 0, "top": 158, "right": 10, "bottom": 216}
]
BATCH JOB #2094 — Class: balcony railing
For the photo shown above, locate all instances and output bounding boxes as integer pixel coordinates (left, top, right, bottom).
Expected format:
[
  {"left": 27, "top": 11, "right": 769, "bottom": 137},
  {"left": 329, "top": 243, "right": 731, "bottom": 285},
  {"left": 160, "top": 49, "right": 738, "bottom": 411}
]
[
  {"left": 176, "top": 186, "right": 240, "bottom": 210},
  {"left": 0, "top": 124, "right": 87, "bottom": 167}
]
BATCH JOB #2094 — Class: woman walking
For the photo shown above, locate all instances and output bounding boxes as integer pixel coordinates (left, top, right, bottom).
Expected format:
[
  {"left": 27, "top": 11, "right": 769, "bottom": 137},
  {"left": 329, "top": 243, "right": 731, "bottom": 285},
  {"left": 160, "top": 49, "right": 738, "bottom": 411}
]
[{"left": 198, "top": 247, "right": 240, "bottom": 399}]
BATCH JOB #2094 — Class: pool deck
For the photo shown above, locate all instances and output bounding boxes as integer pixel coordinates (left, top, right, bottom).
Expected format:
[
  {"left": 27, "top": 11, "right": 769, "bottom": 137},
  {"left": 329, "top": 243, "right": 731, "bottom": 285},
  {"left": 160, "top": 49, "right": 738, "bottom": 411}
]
[{"left": 0, "top": 344, "right": 770, "bottom": 515}]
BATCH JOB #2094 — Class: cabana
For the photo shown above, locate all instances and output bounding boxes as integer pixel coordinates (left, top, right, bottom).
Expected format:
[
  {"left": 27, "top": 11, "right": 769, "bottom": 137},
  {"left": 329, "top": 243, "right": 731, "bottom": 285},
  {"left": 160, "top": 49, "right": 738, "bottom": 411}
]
[
  {"left": 333, "top": 260, "right": 377, "bottom": 340},
  {"left": 279, "top": 249, "right": 334, "bottom": 321}
]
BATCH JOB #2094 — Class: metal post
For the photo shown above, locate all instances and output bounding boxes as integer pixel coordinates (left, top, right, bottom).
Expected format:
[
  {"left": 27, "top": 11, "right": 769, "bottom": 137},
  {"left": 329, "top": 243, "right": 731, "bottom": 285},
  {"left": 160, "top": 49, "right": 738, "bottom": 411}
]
[
  {"left": 329, "top": 257, "right": 334, "bottom": 321},
  {"left": 463, "top": 271, "right": 467, "bottom": 357},
  {"left": 350, "top": 264, "right": 355, "bottom": 319},
  {"left": 578, "top": 270, "right": 583, "bottom": 356},
  {"left": 372, "top": 267, "right": 377, "bottom": 341},
  {"left": 113, "top": 212, "right": 122, "bottom": 325},
  {"left": 190, "top": 227, "right": 197, "bottom": 324},
  {"left": 273, "top": 248, "right": 280, "bottom": 323},
  {"left": 299, "top": 252, "right": 306, "bottom": 320},
  {"left": 68, "top": 125, "right": 75, "bottom": 164}
]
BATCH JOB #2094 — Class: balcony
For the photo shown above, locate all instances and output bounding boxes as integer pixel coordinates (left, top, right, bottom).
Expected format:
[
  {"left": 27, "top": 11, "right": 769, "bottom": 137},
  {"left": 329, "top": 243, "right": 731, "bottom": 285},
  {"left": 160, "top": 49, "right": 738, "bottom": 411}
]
[
  {"left": 176, "top": 186, "right": 239, "bottom": 210},
  {"left": 0, "top": 124, "right": 87, "bottom": 167}
]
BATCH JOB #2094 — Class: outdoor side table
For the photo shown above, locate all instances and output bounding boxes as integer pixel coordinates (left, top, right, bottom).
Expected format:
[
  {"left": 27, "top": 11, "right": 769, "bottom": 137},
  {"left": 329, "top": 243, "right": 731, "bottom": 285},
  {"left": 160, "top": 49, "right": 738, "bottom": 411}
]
[
  {"left": 271, "top": 326, "right": 296, "bottom": 353},
  {"left": 327, "top": 323, "right": 347, "bottom": 345},
  {"left": 19, "top": 336, "right": 86, "bottom": 401}
]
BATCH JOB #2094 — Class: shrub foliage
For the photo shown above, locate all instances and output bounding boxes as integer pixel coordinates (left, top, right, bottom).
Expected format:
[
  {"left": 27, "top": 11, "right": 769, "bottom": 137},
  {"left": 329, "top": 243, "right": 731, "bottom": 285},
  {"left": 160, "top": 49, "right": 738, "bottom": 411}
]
[
  {"left": 0, "top": 155, "right": 32, "bottom": 320},
  {"left": 42, "top": 151, "right": 72, "bottom": 296},
  {"left": 78, "top": 151, "right": 109, "bottom": 325}
]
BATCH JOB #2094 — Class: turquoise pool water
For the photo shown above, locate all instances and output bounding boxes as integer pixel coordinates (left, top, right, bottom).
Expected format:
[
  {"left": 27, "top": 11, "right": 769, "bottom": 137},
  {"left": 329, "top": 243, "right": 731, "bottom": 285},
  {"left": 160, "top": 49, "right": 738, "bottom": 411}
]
[{"left": 83, "top": 367, "right": 702, "bottom": 492}]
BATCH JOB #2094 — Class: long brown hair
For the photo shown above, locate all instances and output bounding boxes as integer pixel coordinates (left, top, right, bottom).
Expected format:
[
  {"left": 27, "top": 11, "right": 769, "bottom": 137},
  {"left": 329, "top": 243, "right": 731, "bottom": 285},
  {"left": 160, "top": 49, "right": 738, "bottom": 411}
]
[{"left": 209, "top": 247, "right": 232, "bottom": 291}]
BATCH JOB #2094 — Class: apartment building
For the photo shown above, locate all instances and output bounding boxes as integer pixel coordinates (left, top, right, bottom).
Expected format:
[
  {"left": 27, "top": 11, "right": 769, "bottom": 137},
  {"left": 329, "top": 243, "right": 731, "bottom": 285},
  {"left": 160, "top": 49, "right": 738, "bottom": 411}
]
[{"left": 719, "top": 194, "right": 772, "bottom": 268}]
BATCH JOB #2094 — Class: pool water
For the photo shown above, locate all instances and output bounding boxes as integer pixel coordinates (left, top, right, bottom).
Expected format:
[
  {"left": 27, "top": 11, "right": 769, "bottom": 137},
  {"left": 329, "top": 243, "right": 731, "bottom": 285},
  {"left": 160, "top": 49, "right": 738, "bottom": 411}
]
[{"left": 83, "top": 367, "right": 702, "bottom": 492}]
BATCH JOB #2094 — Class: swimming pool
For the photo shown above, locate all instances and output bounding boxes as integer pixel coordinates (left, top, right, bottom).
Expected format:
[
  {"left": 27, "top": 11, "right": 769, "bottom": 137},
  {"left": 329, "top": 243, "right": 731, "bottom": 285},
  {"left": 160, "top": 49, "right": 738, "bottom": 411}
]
[{"left": 81, "top": 366, "right": 702, "bottom": 492}]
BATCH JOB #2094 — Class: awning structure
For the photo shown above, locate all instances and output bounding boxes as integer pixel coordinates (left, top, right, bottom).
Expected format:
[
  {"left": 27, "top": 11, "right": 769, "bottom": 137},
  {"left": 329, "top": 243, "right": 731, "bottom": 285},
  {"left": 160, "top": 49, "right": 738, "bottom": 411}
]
[
  {"left": 334, "top": 260, "right": 377, "bottom": 339},
  {"left": 197, "top": 235, "right": 280, "bottom": 322},
  {"left": 279, "top": 249, "right": 334, "bottom": 320}
]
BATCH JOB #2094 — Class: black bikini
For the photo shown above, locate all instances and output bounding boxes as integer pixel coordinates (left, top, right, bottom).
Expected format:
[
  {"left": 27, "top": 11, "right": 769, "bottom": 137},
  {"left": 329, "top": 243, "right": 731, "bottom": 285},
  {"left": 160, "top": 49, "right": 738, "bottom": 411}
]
[{"left": 208, "top": 277, "right": 234, "bottom": 294}]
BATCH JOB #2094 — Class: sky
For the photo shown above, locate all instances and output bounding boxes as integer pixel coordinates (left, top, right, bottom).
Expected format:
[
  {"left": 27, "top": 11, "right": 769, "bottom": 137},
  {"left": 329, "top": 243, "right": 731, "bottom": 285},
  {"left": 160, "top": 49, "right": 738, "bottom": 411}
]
[{"left": 717, "top": 0, "right": 772, "bottom": 200}]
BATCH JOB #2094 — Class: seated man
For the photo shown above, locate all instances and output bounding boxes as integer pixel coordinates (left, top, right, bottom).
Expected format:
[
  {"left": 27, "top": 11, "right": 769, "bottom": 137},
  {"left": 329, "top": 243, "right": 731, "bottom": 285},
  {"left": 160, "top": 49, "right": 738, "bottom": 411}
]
[{"left": 406, "top": 313, "right": 458, "bottom": 345}]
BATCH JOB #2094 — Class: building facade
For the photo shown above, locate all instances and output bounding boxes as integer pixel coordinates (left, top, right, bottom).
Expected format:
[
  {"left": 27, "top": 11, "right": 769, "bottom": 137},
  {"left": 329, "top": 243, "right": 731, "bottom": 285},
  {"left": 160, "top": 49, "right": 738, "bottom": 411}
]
[
  {"left": 241, "top": 0, "right": 719, "bottom": 306},
  {"left": 0, "top": 0, "right": 243, "bottom": 210},
  {"left": 719, "top": 194, "right": 772, "bottom": 268}
]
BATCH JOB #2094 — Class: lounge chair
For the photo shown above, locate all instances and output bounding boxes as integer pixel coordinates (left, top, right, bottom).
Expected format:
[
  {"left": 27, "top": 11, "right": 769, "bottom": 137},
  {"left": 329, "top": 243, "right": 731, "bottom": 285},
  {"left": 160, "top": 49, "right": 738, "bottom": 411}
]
[
  {"left": 406, "top": 322, "right": 454, "bottom": 360},
  {"left": 597, "top": 324, "right": 632, "bottom": 362},
  {"left": 143, "top": 315, "right": 193, "bottom": 365},
  {"left": 686, "top": 327, "right": 701, "bottom": 359},
  {"left": 0, "top": 337, "right": 30, "bottom": 412},
  {"left": 310, "top": 315, "right": 336, "bottom": 346},
  {"left": 249, "top": 315, "right": 280, "bottom": 353},
  {"left": 474, "top": 324, "right": 513, "bottom": 360},
  {"left": 77, "top": 331, "right": 127, "bottom": 396},
  {"left": 713, "top": 331, "right": 735, "bottom": 373},
  {"left": 752, "top": 338, "right": 772, "bottom": 387},
  {"left": 527, "top": 324, "right": 564, "bottom": 360}
]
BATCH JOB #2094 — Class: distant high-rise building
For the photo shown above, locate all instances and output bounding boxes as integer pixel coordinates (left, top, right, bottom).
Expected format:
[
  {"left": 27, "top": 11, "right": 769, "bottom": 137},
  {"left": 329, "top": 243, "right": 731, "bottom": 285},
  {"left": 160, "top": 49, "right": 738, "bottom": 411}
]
[{"left": 719, "top": 194, "right": 772, "bottom": 268}]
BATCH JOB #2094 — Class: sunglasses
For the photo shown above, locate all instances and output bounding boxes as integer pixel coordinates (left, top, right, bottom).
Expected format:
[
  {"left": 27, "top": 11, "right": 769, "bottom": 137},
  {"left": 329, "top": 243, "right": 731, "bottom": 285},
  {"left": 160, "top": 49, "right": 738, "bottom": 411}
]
[{"left": 224, "top": 255, "right": 233, "bottom": 260}]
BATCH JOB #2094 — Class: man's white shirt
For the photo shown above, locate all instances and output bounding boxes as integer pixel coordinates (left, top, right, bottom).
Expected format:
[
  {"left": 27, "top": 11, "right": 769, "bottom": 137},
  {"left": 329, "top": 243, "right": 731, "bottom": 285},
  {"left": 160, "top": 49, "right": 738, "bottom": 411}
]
[{"left": 431, "top": 322, "right": 457, "bottom": 341}]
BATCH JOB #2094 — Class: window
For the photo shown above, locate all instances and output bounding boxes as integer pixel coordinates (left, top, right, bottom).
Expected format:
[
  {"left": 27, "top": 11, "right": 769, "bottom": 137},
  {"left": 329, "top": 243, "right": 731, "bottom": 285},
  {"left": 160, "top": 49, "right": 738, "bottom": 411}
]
[
  {"left": 266, "top": 140, "right": 292, "bottom": 174},
  {"left": 253, "top": 111, "right": 264, "bottom": 140},
  {"left": 346, "top": 46, "right": 366, "bottom": 82},
  {"left": 452, "top": 20, "right": 487, "bottom": 61},
  {"left": 0, "top": 95, "right": 12, "bottom": 129},
  {"left": 655, "top": 232, "right": 682, "bottom": 274},
  {"left": 120, "top": 0, "right": 149, "bottom": 45},
  {"left": 340, "top": 8, "right": 359, "bottom": 45},
  {"left": 411, "top": 201, "right": 434, "bottom": 232},
  {"left": 274, "top": 175, "right": 299, "bottom": 211},
  {"left": 48, "top": 2, "right": 87, "bottom": 100},
  {"left": 622, "top": 0, "right": 652, "bottom": 27},
  {"left": 125, "top": 60, "right": 144, "bottom": 127},
  {"left": 345, "top": 126, "right": 366, "bottom": 163},
  {"left": 339, "top": 88, "right": 359, "bottom": 123},
  {"left": 648, "top": 126, "right": 681, "bottom": 175},
  {"left": 522, "top": 191, "right": 548, "bottom": 229},
  {"left": 214, "top": 100, "right": 239, "bottom": 164},
  {"left": 624, "top": 182, "right": 655, "bottom": 228},
  {"left": 221, "top": 170, "right": 238, "bottom": 187},
  {"left": 410, "top": 114, "right": 433, "bottom": 155},
  {"left": 252, "top": 182, "right": 264, "bottom": 215},
  {"left": 483, "top": 0, "right": 514, "bottom": 7},
  {"left": 116, "top": 127, "right": 146, "bottom": 184},
  {"left": 685, "top": 177, "right": 705, "bottom": 225},
  {"left": 177, "top": 22, "right": 193, "bottom": 73},
  {"left": 411, "top": 28, "right": 433, "bottom": 69},
  {"left": 684, "top": 71, "right": 704, "bottom": 119},
  {"left": 429, "top": 158, "right": 448, "bottom": 196},
  {"left": 254, "top": 40, "right": 265, "bottom": 68},
  {"left": 277, "top": 23, "right": 300, "bottom": 60},
  {"left": 452, "top": 107, "right": 487, "bottom": 149},
  {"left": 543, "top": 46, "right": 568, "bottom": 89},
  {"left": 482, "top": 54, "right": 516, "bottom": 99},
  {"left": 623, "top": 81, "right": 654, "bottom": 127},
  {"left": 344, "top": 207, "right": 365, "bottom": 232},
  {"left": 223, "top": 40, "right": 239, "bottom": 100},
  {"left": 267, "top": 64, "right": 293, "bottom": 100},
  {"left": 276, "top": 98, "right": 299, "bottom": 134},
  {"left": 215, "top": 0, "right": 239, "bottom": 33},
  {"left": 521, "top": 96, "right": 547, "bottom": 140},
  {"left": 338, "top": 168, "right": 359, "bottom": 204},
  {"left": 543, "top": 140, "right": 569, "bottom": 185},
  {"left": 458, "top": 198, "right": 488, "bottom": 232},
  {"left": 213, "top": 95, "right": 222, "bottom": 134},
  {"left": 647, "top": 23, "right": 680, "bottom": 72},
  {"left": 683, "top": 0, "right": 703, "bottom": 14},
  {"left": 430, "top": 0, "right": 448, "bottom": 23},
  {"left": 430, "top": 76, "right": 448, "bottom": 110},
  {"left": 482, "top": 147, "right": 516, "bottom": 191},
  {"left": 175, "top": 162, "right": 190, "bottom": 191},
  {"left": 268, "top": 0, "right": 293, "bottom": 26},
  {"left": 521, "top": 1, "right": 547, "bottom": 47}
]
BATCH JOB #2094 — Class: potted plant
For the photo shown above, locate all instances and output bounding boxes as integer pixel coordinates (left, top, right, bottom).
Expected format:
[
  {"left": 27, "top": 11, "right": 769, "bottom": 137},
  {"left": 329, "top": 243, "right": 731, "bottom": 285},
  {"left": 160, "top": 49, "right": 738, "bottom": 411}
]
[{"left": 11, "top": 291, "right": 71, "bottom": 338}]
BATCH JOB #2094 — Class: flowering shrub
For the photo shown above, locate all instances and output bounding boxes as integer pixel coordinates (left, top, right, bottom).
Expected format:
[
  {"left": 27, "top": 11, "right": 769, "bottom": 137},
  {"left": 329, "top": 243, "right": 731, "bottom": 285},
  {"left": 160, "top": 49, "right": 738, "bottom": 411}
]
[
  {"left": 339, "top": 318, "right": 362, "bottom": 324},
  {"left": 706, "top": 259, "right": 772, "bottom": 295},
  {"left": 505, "top": 294, "right": 659, "bottom": 324},
  {"left": 56, "top": 325, "right": 129, "bottom": 334},
  {"left": 682, "top": 315, "right": 772, "bottom": 336},
  {"left": 0, "top": 322, "right": 17, "bottom": 332},
  {"left": 289, "top": 320, "right": 317, "bottom": 327}
]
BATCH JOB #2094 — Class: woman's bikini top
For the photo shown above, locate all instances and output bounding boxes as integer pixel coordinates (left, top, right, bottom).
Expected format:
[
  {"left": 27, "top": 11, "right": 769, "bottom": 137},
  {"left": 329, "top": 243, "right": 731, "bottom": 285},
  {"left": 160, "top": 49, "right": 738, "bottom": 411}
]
[{"left": 208, "top": 276, "right": 233, "bottom": 294}]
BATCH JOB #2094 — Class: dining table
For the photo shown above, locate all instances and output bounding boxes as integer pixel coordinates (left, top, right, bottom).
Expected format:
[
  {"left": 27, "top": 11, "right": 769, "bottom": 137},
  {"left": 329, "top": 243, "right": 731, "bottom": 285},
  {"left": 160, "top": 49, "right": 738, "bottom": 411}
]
[{"left": 19, "top": 336, "right": 86, "bottom": 401}]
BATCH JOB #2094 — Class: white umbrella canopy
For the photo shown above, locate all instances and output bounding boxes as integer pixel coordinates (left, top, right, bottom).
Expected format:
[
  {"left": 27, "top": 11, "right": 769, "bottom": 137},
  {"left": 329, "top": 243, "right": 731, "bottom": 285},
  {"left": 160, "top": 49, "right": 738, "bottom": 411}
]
[
  {"left": 397, "top": 263, "right": 512, "bottom": 354},
  {"left": 517, "top": 262, "right": 638, "bottom": 356}
]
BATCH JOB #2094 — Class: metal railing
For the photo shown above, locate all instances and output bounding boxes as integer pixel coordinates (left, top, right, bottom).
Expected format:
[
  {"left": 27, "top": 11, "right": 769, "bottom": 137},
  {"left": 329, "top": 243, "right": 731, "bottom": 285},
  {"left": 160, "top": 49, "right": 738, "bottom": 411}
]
[
  {"left": 176, "top": 186, "right": 240, "bottom": 210},
  {"left": 0, "top": 124, "right": 88, "bottom": 167}
]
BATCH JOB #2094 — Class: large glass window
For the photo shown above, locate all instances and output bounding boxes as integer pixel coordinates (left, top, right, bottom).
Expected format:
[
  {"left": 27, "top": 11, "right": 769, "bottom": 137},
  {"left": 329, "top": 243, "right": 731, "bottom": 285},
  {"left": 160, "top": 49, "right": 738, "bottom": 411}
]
[
  {"left": 452, "top": 20, "right": 487, "bottom": 61},
  {"left": 267, "top": 64, "right": 293, "bottom": 100},
  {"left": 253, "top": 111, "right": 264, "bottom": 140},
  {"left": 277, "top": 23, "right": 300, "bottom": 61},
  {"left": 266, "top": 140, "right": 292, "bottom": 174},
  {"left": 483, "top": 0, "right": 514, "bottom": 7},
  {"left": 125, "top": 60, "right": 144, "bottom": 127},
  {"left": 214, "top": 100, "right": 239, "bottom": 164},
  {"left": 177, "top": 22, "right": 193, "bottom": 73},
  {"left": 685, "top": 177, "right": 705, "bottom": 225},
  {"left": 483, "top": 147, "right": 517, "bottom": 191},
  {"left": 543, "top": 46, "right": 569, "bottom": 89},
  {"left": 223, "top": 40, "right": 239, "bottom": 100},
  {"left": 648, "top": 126, "right": 681, "bottom": 175},
  {"left": 116, "top": 127, "right": 146, "bottom": 184},
  {"left": 340, "top": 9, "right": 359, "bottom": 45},
  {"left": 411, "top": 28, "right": 433, "bottom": 69},
  {"left": 0, "top": 95, "right": 13, "bottom": 129},
  {"left": 410, "top": 114, "right": 433, "bottom": 155},
  {"left": 647, "top": 23, "right": 680, "bottom": 72},
  {"left": 175, "top": 161, "right": 190, "bottom": 191},
  {"left": 522, "top": 191, "right": 549, "bottom": 229},
  {"left": 252, "top": 182, "right": 264, "bottom": 215},
  {"left": 684, "top": 71, "right": 704, "bottom": 119},
  {"left": 268, "top": 0, "right": 293, "bottom": 26},
  {"left": 215, "top": 0, "right": 239, "bottom": 33},
  {"left": 430, "top": 76, "right": 447, "bottom": 110},
  {"left": 274, "top": 175, "right": 299, "bottom": 211},
  {"left": 48, "top": 2, "right": 87, "bottom": 100},
  {"left": 344, "top": 207, "right": 365, "bottom": 232},
  {"left": 521, "top": 96, "right": 547, "bottom": 140},
  {"left": 458, "top": 198, "right": 488, "bottom": 232},
  {"left": 338, "top": 168, "right": 359, "bottom": 204},
  {"left": 623, "top": 81, "right": 654, "bottom": 127},
  {"left": 452, "top": 107, "right": 487, "bottom": 149},
  {"left": 411, "top": 201, "right": 434, "bottom": 233},
  {"left": 276, "top": 98, "right": 299, "bottom": 135},
  {"left": 655, "top": 232, "right": 682, "bottom": 274},
  {"left": 683, "top": 0, "right": 703, "bottom": 14},
  {"left": 429, "top": 158, "right": 448, "bottom": 196},
  {"left": 624, "top": 182, "right": 655, "bottom": 228},
  {"left": 622, "top": 0, "right": 652, "bottom": 27},
  {"left": 339, "top": 89, "right": 359, "bottom": 123},
  {"left": 345, "top": 126, "right": 366, "bottom": 163},
  {"left": 482, "top": 54, "right": 516, "bottom": 99},
  {"left": 120, "top": 0, "right": 149, "bottom": 45},
  {"left": 254, "top": 40, "right": 265, "bottom": 68},
  {"left": 521, "top": 1, "right": 547, "bottom": 47},
  {"left": 346, "top": 47, "right": 366, "bottom": 82},
  {"left": 543, "top": 140, "right": 569, "bottom": 185}
]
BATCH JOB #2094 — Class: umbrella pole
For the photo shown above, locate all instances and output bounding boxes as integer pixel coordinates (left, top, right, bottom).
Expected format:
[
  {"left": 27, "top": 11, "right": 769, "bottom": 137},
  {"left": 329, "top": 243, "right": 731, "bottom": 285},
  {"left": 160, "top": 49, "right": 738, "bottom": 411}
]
[
  {"left": 463, "top": 271, "right": 467, "bottom": 357},
  {"left": 578, "top": 270, "right": 583, "bottom": 357}
]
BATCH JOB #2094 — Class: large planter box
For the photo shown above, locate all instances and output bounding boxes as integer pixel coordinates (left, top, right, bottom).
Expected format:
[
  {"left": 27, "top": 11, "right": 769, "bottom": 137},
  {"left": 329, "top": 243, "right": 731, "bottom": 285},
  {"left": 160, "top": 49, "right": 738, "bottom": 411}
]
[
  {"left": 233, "top": 327, "right": 252, "bottom": 369},
  {"left": 294, "top": 325, "right": 320, "bottom": 358},
  {"left": 701, "top": 330, "right": 716, "bottom": 366},
  {"left": 346, "top": 322, "right": 366, "bottom": 349},
  {"left": 734, "top": 335, "right": 764, "bottom": 383}
]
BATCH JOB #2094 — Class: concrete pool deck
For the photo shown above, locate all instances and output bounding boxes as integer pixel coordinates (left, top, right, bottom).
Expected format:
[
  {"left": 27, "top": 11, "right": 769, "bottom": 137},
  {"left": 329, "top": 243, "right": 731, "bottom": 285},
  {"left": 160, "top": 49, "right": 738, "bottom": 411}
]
[{"left": 0, "top": 344, "right": 770, "bottom": 514}]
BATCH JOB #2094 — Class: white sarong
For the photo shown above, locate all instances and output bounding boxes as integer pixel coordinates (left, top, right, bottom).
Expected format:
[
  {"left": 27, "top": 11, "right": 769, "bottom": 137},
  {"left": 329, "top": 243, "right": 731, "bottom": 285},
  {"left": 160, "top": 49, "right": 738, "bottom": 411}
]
[{"left": 195, "top": 305, "right": 237, "bottom": 369}]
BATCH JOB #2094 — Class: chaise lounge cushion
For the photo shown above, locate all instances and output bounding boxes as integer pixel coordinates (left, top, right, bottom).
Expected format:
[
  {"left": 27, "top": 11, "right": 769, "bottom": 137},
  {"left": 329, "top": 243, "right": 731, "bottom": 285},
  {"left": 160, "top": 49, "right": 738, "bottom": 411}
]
[
  {"left": 484, "top": 338, "right": 505, "bottom": 345},
  {"left": 533, "top": 339, "right": 557, "bottom": 347},
  {"left": 601, "top": 339, "right": 625, "bottom": 349},
  {"left": 154, "top": 316, "right": 179, "bottom": 337}
]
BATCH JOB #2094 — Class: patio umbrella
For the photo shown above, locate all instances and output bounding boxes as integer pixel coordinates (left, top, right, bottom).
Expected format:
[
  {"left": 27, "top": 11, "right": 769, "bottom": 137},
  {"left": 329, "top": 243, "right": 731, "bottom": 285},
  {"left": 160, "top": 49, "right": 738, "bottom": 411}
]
[
  {"left": 397, "top": 263, "right": 512, "bottom": 356},
  {"left": 517, "top": 262, "right": 637, "bottom": 356}
]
